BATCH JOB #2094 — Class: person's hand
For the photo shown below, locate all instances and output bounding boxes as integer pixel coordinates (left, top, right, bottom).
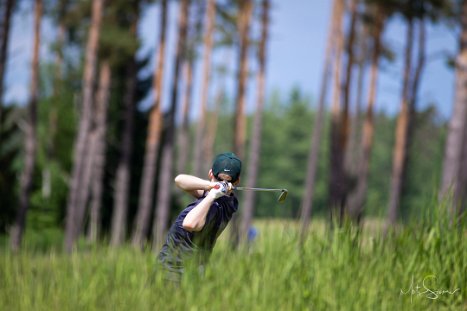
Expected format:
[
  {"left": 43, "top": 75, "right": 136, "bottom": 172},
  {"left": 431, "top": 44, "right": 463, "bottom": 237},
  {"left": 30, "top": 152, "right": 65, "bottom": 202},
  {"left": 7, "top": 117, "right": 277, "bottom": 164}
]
[
  {"left": 209, "top": 182, "right": 228, "bottom": 199},
  {"left": 224, "top": 181, "right": 234, "bottom": 194}
]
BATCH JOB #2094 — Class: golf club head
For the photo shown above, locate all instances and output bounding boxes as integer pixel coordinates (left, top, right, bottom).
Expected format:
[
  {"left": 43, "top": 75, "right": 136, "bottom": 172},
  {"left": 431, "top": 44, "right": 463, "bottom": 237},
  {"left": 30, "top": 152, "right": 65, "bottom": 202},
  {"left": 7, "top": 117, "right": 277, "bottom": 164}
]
[{"left": 278, "top": 190, "right": 288, "bottom": 203}]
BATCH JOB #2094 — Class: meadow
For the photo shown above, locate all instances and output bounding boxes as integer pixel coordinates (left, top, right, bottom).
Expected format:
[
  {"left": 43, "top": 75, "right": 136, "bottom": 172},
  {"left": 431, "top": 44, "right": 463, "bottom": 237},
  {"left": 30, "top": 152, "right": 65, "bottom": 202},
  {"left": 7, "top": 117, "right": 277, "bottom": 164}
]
[{"left": 1, "top": 212, "right": 466, "bottom": 311}]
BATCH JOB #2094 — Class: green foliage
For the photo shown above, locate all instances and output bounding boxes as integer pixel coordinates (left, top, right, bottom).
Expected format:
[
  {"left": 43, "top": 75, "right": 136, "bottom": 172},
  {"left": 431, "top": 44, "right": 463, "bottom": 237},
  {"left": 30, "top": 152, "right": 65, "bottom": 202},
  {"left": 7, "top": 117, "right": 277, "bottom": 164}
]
[
  {"left": 366, "top": 112, "right": 396, "bottom": 217},
  {"left": 0, "top": 211, "right": 465, "bottom": 310},
  {"left": 17, "top": 0, "right": 152, "bottom": 240},
  {"left": 21, "top": 71, "right": 78, "bottom": 237},
  {"left": 209, "top": 88, "right": 447, "bottom": 221},
  {"left": 401, "top": 105, "right": 446, "bottom": 220},
  {"left": 99, "top": 0, "right": 140, "bottom": 65},
  {"left": 256, "top": 88, "right": 316, "bottom": 218},
  {"left": 2, "top": 78, "right": 447, "bottom": 243}
]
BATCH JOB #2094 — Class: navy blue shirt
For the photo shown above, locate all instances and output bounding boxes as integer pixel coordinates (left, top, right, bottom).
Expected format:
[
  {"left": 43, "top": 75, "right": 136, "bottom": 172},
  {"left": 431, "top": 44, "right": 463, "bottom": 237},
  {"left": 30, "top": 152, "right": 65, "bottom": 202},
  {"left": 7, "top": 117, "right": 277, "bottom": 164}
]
[{"left": 158, "top": 193, "right": 238, "bottom": 273}]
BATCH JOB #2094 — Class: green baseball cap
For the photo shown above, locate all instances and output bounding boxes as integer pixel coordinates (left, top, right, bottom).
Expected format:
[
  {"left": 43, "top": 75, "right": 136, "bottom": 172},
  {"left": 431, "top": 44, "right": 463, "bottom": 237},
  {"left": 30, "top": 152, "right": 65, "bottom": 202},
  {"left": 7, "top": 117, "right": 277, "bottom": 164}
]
[{"left": 212, "top": 152, "right": 242, "bottom": 182}]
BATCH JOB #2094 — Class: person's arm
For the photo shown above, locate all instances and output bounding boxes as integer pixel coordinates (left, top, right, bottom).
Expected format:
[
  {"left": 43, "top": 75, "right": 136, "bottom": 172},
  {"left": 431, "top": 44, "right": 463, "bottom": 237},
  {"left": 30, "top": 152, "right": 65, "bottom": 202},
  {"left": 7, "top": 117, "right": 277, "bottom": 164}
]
[
  {"left": 174, "top": 174, "right": 216, "bottom": 198},
  {"left": 182, "top": 185, "right": 225, "bottom": 232}
]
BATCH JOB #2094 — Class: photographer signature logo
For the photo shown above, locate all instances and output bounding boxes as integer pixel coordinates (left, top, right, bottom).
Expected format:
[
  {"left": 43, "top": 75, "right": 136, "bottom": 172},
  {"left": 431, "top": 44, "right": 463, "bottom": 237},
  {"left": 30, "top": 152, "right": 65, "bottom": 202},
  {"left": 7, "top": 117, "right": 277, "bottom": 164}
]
[{"left": 400, "top": 275, "right": 460, "bottom": 303}]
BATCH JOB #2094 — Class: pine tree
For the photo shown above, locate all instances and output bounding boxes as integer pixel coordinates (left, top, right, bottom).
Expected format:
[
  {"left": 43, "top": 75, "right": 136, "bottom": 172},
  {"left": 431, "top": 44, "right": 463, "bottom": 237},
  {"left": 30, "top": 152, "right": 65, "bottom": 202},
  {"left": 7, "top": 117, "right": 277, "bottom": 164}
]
[{"left": 10, "top": 0, "right": 42, "bottom": 251}]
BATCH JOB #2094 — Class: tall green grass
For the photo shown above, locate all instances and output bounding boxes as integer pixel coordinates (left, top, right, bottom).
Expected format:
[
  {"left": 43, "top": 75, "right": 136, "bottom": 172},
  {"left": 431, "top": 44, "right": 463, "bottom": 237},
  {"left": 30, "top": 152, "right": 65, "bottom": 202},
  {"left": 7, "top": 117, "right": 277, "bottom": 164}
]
[{"left": 1, "top": 211, "right": 465, "bottom": 310}]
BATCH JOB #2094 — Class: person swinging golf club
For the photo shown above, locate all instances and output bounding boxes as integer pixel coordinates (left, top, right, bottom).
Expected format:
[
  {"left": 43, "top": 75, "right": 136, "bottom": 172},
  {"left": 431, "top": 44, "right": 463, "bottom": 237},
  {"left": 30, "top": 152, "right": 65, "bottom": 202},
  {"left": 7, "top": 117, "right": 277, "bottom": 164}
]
[{"left": 158, "top": 152, "right": 242, "bottom": 281}]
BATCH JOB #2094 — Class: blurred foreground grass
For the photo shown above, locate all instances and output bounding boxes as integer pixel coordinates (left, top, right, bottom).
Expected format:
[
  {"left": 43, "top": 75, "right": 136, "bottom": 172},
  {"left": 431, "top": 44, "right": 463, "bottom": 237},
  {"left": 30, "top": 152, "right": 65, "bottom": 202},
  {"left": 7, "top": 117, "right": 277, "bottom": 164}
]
[{"left": 0, "top": 215, "right": 466, "bottom": 310}]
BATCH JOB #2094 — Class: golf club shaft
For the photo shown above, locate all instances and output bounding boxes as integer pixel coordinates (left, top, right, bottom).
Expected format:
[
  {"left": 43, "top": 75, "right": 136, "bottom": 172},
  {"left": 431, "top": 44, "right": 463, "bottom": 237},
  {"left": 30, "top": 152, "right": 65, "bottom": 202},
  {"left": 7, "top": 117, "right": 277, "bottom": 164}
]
[{"left": 233, "top": 186, "right": 286, "bottom": 193}]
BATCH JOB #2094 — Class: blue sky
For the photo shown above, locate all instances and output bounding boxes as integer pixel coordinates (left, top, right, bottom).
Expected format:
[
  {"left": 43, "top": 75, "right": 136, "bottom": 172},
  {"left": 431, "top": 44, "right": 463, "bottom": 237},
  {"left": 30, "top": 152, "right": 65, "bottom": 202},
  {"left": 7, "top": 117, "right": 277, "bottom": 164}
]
[{"left": 4, "top": 0, "right": 457, "bottom": 120}]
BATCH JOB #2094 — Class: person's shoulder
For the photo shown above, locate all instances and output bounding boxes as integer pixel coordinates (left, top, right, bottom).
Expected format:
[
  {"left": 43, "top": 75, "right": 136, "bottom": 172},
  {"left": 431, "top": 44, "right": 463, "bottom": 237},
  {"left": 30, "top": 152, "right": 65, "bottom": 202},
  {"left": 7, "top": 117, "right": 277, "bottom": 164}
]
[{"left": 217, "top": 194, "right": 238, "bottom": 211}]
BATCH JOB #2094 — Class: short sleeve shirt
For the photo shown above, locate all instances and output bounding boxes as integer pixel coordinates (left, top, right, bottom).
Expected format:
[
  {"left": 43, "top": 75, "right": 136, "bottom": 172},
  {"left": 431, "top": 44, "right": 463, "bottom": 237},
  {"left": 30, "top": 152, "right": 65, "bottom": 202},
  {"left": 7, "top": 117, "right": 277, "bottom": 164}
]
[{"left": 158, "top": 193, "right": 238, "bottom": 273}]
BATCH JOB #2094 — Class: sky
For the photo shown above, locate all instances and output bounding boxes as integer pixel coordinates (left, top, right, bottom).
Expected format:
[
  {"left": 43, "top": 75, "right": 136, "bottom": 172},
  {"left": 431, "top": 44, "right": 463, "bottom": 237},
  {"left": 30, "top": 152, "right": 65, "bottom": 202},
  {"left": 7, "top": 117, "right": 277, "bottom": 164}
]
[{"left": 4, "top": 0, "right": 458, "bottom": 120}]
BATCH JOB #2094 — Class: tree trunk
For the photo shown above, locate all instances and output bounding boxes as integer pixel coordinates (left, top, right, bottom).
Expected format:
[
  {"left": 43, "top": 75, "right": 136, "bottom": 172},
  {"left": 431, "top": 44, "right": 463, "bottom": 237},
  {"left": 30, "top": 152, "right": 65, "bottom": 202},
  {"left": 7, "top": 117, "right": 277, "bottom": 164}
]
[
  {"left": 42, "top": 0, "right": 68, "bottom": 200},
  {"left": 203, "top": 51, "right": 231, "bottom": 174},
  {"left": 153, "top": 0, "right": 190, "bottom": 249},
  {"left": 75, "top": 123, "right": 99, "bottom": 246},
  {"left": 54, "top": 0, "right": 67, "bottom": 83},
  {"left": 65, "top": 0, "right": 103, "bottom": 253},
  {"left": 233, "top": 0, "right": 252, "bottom": 160},
  {"left": 331, "top": 0, "right": 358, "bottom": 220},
  {"left": 87, "top": 60, "right": 111, "bottom": 243},
  {"left": 230, "top": 0, "right": 253, "bottom": 247},
  {"left": 0, "top": 0, "right": 15, "bottom": 123},
  {"left": 241, "top": 0, "right": 269, "bottom": 245},
  {"left": 440, "top": 0, "right": 467, "bottom": 220},
  {"left": 110, "top": 11, "right": 139, "bottom": 246},
  {"left": 400, "top": 19, "right": 426, "bottom": 204},
  {"left": 132, "top": 0, "right": 168, "bottom": 249},
  {"left": 300, "top": 0, "right": 338, "bottom": 241},
  {"left": 203, "top": 87, "right": 223, "bottom": 173},
  {"left": 387, "top": 19, "right": 414, "bottom": 227},
  {"left": 328, "top": 0, "right": 345, "bottom": 224},
  {"left": 347, "top": 9, "right": 384, "bottom": 222},
  {"left": 340, "top": 0, "right": 358, "bottom": 177},
  {"left": 178, "top": 1, "right": 203, "bottom": 175},
  {"left": 409, "top": 20, "right": 426, "bottom": 113},
  {"left": 110, "top": 60, "right": 136, "bottom": 246},
  {"left": 345, "top": 24, "right": 367, "bottom": 176},
  {"left": 192, "top": 0, "right": 216, "bottom": 177},
  {"left": 10, "top": 0, "right": 41, "bottom": 252},
  {"left": 460, "top": 110, "right": 467, "bottom": 214},
  {"left": 177, "top": 54, "right": 194, "bottom": 174}
]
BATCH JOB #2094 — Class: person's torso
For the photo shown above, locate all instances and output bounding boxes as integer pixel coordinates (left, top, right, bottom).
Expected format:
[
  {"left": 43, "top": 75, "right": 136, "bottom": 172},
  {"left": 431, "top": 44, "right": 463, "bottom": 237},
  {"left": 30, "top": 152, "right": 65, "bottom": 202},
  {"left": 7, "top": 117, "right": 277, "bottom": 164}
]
[{"left": 158, "top": 193, "right": 238, "bottom": 270}]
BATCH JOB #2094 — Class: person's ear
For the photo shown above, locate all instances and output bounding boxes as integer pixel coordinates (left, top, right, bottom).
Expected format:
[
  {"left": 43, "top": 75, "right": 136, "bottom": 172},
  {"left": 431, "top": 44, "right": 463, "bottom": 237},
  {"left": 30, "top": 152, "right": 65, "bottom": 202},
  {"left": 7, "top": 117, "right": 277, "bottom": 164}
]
[{"left": 208, "top": 169, "right": 214, "bottom": 179}]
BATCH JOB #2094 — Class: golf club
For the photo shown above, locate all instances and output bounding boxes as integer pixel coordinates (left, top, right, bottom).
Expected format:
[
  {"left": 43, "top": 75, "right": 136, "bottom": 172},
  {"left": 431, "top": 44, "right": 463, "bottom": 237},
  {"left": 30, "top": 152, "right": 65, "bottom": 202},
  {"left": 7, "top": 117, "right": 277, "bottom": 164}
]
[{"left": 233, "top": 186, "right": 288, "bottom": 203}]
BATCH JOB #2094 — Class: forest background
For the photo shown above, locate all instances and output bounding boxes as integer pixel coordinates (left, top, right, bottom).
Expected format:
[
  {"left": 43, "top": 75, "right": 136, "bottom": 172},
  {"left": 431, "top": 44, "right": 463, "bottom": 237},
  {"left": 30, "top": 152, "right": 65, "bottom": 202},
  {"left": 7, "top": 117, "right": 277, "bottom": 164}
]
[{"left": 0, "top": 0, "right": 465, "bottom": 256}]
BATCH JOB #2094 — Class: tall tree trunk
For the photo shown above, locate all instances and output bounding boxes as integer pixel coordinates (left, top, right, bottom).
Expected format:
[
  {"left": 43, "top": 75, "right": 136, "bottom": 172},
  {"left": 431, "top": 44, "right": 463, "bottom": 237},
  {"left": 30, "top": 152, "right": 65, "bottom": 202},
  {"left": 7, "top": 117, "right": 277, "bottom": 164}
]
[
  {"left": 387, "top": 19, "right": 414, "bottom": 227},
  {"left": 241, "top": 0, "right": 269, "bottom": 245},
  {"left": 153, "top": 0, "right": 190, "bottom": 249},
  {"left": 192, "top": 0, "right": 216, "bottom": 177},
  {"left": 230, "top": 0, "right": 253, "bottom": 247},
  {"left": 400, "top": 19, "right": 426, "bottom": 203},
  {"left": 132, "top": 0, "right": 168, "bottom": 249},
  {"left": 460, "top": 111, "right": 467, "bottom": 214},
  {"left": 110, "top": 61, "right": 137, "bottom": 245},
  {"left": 0, "top": 0, "right": 15, "bottom": 124},
  {"left": 345, "top": 25, "right": 367, "bottom": 176},
  {"left": 328, "top": 0, "right": 345, "bottom": 224},
  {"left": 43, "top": 0, "right": 68, "bottom": 199},
  {"left": 10, "top": 0, "right": 42, "bottom": 252},
  {"left": 65, "top": 0, "right": 103, "bottom": 253},
  {"left": 203, "top": 87, "right": 223, "bottom": 173},
  {"left": 409, "top": 20, "right": 426, "bottom": 113},
  {"left": 53, "top": 0, "right": 67, "bottom": 83},
  {"left": 233, "top": 0, "right": 252, "bottom": 160},
  {"left": 347, "top": 9, "right": 384, "bottom": 222},
  {"left": 300, "top": 0, "right": 338, "bottom": 241},
  {"left": 177, "top": 59, "right": 194, "bottom": 174},
  {"left": 178, "top": 1, "right": 203, "bottom": 175},
  {"left": 340, "top": 0, "right": 358, "bottom": 178},
  {"left": 87, "top": 60, "right": 111, "bottom": 243},
  {"left": 110, "top": 10, "right": 139, "bottom": 246},
  {"left": 440, "top": 0, "right": 467, "bottom": 220},
  {"left": 203, "top": 51, "right": 231, "bottom": 174}
]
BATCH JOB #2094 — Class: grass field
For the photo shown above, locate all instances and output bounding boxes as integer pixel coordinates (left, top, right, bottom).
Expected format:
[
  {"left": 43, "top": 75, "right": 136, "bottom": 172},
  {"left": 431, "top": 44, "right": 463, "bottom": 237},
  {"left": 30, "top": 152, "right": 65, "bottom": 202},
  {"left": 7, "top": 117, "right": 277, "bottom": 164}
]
[{"left": 1, "top": 214, "right": 466, "bottom": 310}]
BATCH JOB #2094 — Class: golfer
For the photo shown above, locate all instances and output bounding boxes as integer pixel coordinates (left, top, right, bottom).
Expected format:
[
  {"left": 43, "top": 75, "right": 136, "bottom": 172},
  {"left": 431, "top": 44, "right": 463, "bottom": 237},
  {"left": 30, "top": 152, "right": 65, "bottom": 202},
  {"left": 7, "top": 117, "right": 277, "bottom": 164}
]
[{"left": 158, "top": 152, "right": 242, "bottom": 281}]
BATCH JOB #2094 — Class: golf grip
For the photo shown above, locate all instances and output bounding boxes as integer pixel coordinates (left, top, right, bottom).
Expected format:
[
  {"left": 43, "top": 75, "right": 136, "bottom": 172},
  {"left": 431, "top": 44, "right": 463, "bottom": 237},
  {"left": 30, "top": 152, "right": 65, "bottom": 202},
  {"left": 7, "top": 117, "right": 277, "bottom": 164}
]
[{"left": 213, "top": 183, "right": 228, "bottom": 192}]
